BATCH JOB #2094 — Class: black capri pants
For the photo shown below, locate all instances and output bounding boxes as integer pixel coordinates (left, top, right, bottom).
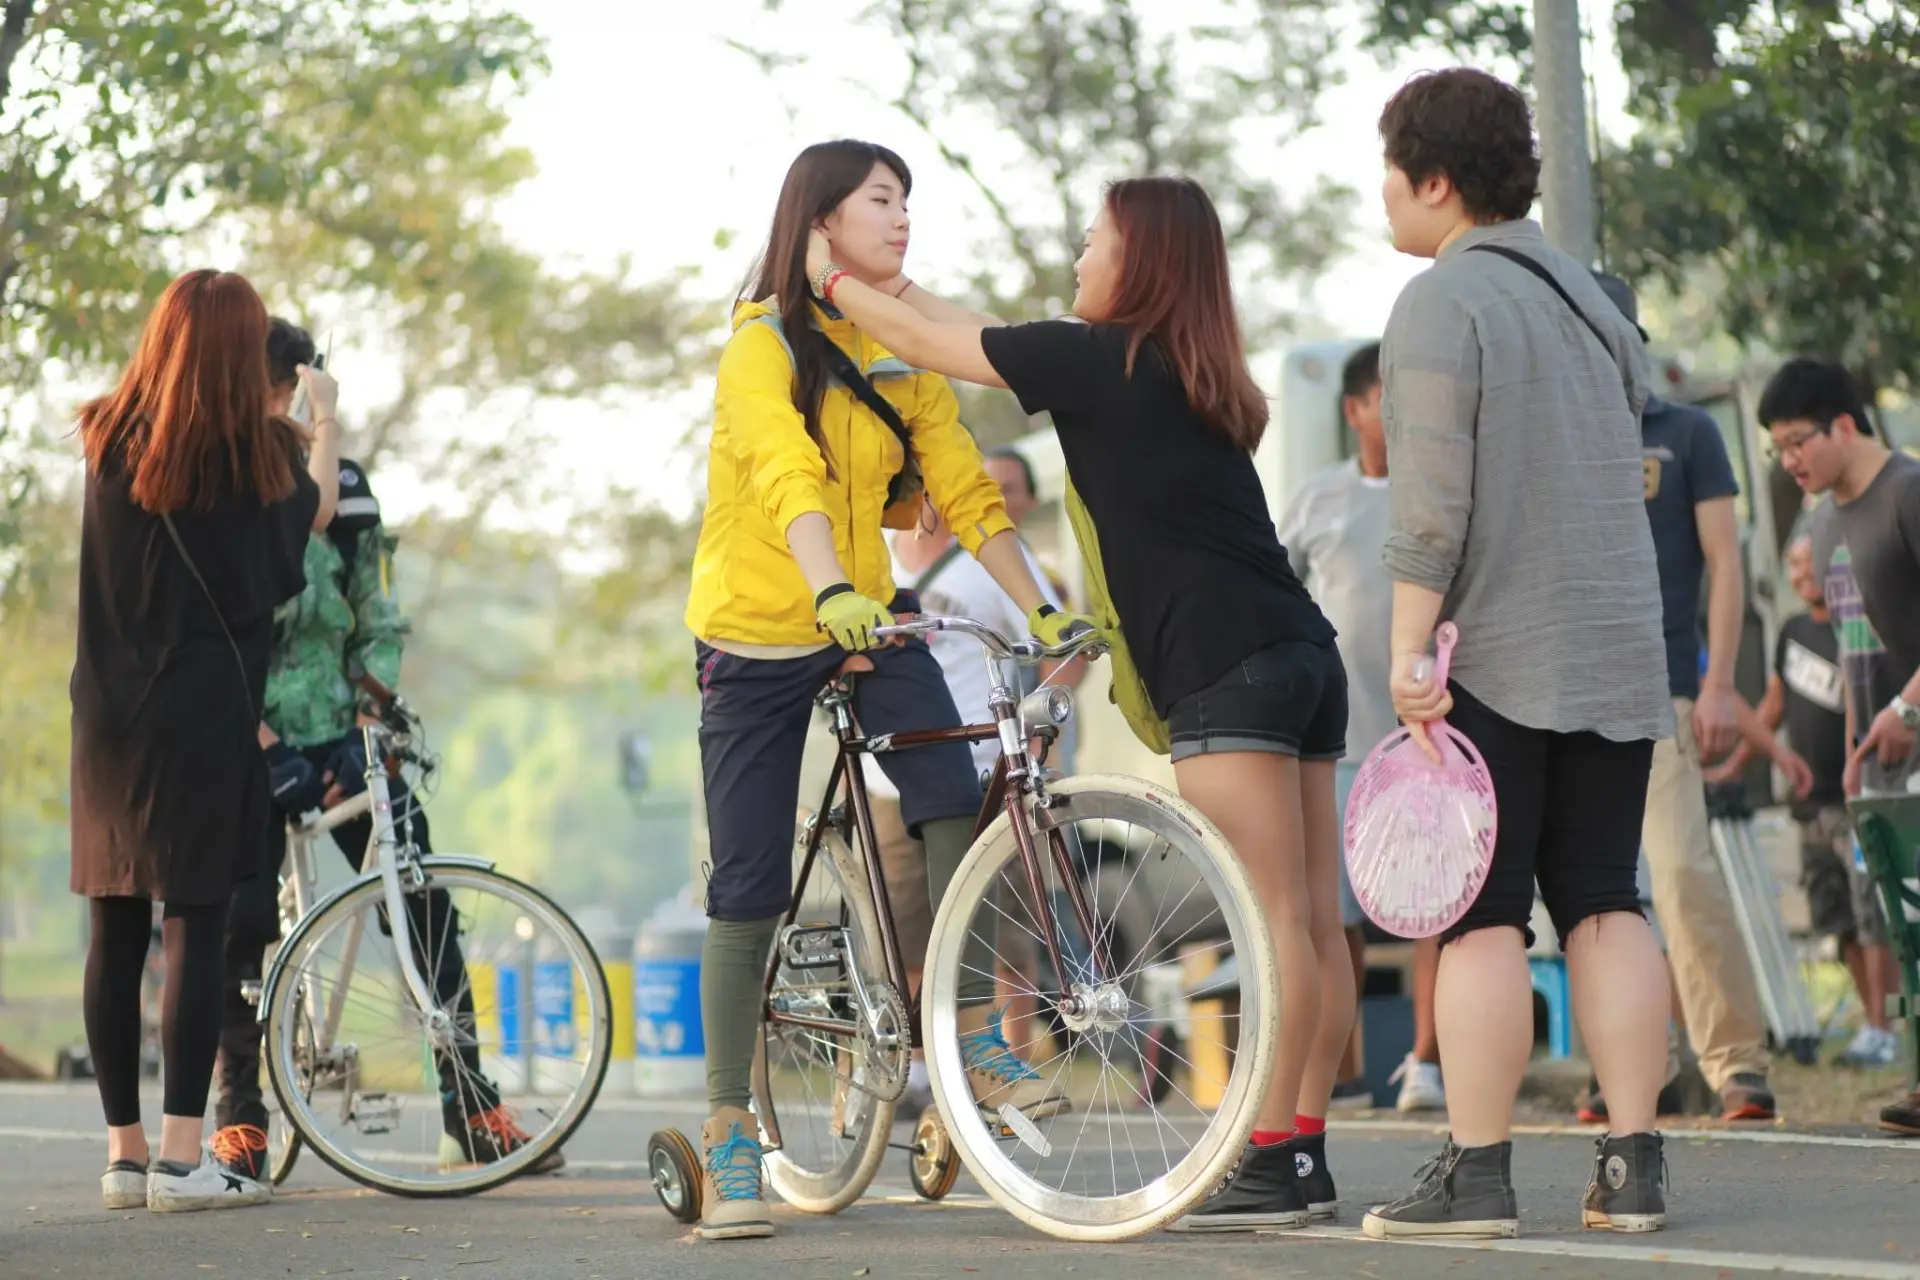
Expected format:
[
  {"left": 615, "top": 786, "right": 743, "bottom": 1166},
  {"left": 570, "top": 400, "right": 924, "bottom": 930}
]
[
  {"left": 1441, "top": 683, "right": 1656, "bottom": 948},
  {"left": 696, "top": 629, "right": 985, "bottom": 923}
]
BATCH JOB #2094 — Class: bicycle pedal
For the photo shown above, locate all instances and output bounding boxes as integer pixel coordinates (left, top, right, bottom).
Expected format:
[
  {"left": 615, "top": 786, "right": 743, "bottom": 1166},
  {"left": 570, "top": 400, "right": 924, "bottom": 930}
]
[
  {"left": 239, "top": 979, "right": 263, "bottom": 1007},
  {"left": 781, "top": 924, "right": 846, "bottom": 970},
  {"left": 352, "top": 1091, "right": 401, "bottom": 1135}
]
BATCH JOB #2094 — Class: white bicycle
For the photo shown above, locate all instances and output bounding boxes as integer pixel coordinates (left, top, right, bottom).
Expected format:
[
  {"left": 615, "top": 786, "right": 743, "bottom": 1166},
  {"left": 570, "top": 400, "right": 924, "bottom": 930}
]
[{"left": 257, "top": 679, "right": 612, "bottom": 1196}]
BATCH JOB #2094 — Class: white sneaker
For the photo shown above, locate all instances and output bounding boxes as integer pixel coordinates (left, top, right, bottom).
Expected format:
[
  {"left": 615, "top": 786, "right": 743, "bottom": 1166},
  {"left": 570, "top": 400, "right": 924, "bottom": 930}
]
[
  {"left": 101, "top": 1160, "right": 147, "bottom": 1210},
  {"left": 146, "top": 1159, "right": 271, "bottom": 1213},
  {"left": 1389, "top": 1054, "right": 1446, "bottom": 1112},
  {"left": 1835, "top": 1025, "right": 1900, "bottom": 1069}
]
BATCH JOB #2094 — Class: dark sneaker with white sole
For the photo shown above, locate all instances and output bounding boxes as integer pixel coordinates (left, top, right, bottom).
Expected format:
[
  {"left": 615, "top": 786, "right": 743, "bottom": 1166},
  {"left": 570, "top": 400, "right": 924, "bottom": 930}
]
[
  {"left": 1166, "top": 1142, "right": 1308, "bottom": 1233},
  {"left": 1362, "top": 1140, "right": 1519, "bottom": 1240},
  {"left": 1879, "top": 1090, "right": 1920, "bottom": 1135},
  {"left": 1582, "top": 1132, "right": 1666, "bottom": 1232},
  {"left": 1286, "top": 1132, "right": 1339, "bottom": 1220},
  {"left": 1718, "top": 1073, "right": 1776, "bottom": 1121}
]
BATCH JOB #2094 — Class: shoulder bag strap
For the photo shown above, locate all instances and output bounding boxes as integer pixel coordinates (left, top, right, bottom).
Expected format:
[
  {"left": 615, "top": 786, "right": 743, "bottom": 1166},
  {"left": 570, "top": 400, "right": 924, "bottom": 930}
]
[
  {"left": 1466, "top": 243, "right": 1615, "bottom": 358},
  {"left": 822, "top": 341, "right": 915, "bottom": 450},
  {"left": 912, "top": 541, "right": 967, "bottom": 594},
  {"left": 160, "top": 513, "right": 259, "bottom": 721}
]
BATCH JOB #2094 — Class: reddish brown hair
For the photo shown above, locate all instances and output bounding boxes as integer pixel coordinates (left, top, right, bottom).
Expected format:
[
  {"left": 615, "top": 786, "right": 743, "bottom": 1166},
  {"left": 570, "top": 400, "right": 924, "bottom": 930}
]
[
  {"left": 78, "top": 269, "right": 300, "bottom": 514},
  {"left": 1101, "top": 177, "right": 1268, "bottom": 450}
]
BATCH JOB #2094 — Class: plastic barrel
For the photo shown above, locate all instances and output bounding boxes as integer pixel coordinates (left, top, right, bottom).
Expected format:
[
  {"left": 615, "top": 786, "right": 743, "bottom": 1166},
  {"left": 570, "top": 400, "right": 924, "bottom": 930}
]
[{"left": 633, "top": 891, "right": 708, "bottom": 1098}]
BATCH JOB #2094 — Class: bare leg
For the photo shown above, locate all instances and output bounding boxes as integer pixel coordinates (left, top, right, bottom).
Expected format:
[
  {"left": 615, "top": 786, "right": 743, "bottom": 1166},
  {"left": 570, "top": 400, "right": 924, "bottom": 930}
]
[
  {"left": 1337, "top": 926, "right": 1367, "bottom": 1081},
  {"left": 1298, "top": 760, "right": 1356, "bottom": 1120},
  {"left": 1436, "top": 927, "right": 1533, "bottom": 1145},
  {"left": 1175, "top": 752, "right": 1350, "bottom": 1132},
  {"left": 1567, "top": 911, "right": 1669, "bottom": 1136},
  {"left": 1864, "top": 944, "right": 1895, "bottom": 1032}
]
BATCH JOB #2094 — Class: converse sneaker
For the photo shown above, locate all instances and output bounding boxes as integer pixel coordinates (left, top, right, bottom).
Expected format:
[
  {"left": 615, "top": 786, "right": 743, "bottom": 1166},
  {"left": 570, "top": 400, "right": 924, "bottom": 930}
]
[
  {"left": 1581, "top": 1132, "right": 1666, "bottom": 1232},
  {"left": 101, "top": 1159, "right": 147, "bottom": 1210},
  {"left": 1362, "top": 1140, "right": 1519, "bottom": 1240},
  {"left": 146, "top": 1158, "right": 271, "bottom": 1213},
  {"left": 1389, "top": 1054, "right": 1446, "bottom": 1112},
  {"left": 208, "top": 1100, "right": 271, "bottom": 1184},
  {"left": 1288, "top": 1132, "right": 1339, "bottom": 1221},
  {"left": 698, "top": 1107, "right": 773, "bottom": 1241},
  {"left": 957, "top": 1006, "right": 1069, "bottom": 1122},
  {"left": 439, "top": 1102, "right": 567, "bottom": 1174},
  {"left": 1165, "top": 1142, "right": 1309, "bottom": 1233}
]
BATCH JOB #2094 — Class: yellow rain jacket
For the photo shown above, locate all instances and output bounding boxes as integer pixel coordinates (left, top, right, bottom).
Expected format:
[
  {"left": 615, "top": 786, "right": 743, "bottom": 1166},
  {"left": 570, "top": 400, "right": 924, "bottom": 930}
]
[{"left": 686, "top": 299, "right": 1015, "bottom": 649}]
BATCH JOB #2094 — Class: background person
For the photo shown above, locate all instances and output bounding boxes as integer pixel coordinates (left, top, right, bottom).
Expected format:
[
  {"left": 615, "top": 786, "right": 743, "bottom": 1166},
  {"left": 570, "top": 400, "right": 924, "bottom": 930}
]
[
  {"left": 70, "top": 269, "right": 339, "bottom": 1213},
  {"left": 1276, "top": 341, "right": 1445, "bottom": 1115}
]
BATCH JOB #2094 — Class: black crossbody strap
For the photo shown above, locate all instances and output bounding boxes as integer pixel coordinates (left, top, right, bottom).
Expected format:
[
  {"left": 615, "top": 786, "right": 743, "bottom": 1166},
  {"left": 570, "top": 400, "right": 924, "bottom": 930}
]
[
  {"left": 1467, "top": 243, "right": 1615, "bottom": 357},
  {"left": 160, "top": 513, "right": 258, "bottom": 720},
  {"left": 822, "top": 342, "right": 915, "bottom": 450}
]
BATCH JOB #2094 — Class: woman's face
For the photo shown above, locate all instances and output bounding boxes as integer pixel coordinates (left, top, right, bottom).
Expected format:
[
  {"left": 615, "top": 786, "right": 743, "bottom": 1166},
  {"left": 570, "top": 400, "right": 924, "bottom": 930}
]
[
  {"left": 820, "top": 161, "right": 910, "bottom": 285},
  {"left": 1072, "top": 207, "right": 1122, "bottom": 321}
]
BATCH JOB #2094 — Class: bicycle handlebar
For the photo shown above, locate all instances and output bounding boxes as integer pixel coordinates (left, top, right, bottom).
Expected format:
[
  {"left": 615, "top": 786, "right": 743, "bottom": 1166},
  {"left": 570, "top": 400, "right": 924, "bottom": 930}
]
[{"left": 873, "top": 614, "right": 1108, "bottom": 663}]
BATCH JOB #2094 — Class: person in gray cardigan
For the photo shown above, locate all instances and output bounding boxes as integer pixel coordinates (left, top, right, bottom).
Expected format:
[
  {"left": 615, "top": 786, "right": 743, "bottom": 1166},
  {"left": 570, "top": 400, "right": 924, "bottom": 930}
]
[{"left": 1360, "top": 69, "right": 1678, "bottom": 1243}]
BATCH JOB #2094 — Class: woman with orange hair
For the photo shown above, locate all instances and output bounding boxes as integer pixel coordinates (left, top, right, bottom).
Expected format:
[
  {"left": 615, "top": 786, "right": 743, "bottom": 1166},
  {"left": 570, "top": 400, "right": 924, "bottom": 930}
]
[{"left": 69, "top": 269, "right": 341, "bottom": 1212}]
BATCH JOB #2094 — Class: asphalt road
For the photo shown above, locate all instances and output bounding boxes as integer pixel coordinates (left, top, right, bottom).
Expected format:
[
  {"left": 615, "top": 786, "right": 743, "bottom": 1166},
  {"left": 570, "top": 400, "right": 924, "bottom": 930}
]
[{"left": 3, "top": 1082, "right": 1917, "bottom": 1280}]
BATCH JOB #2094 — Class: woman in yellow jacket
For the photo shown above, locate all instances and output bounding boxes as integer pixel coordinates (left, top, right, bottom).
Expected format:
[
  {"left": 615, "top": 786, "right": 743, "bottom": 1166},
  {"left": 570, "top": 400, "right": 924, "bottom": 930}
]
[{"left": 683, "top": 139, "right": 1095, "bottom": 1242}]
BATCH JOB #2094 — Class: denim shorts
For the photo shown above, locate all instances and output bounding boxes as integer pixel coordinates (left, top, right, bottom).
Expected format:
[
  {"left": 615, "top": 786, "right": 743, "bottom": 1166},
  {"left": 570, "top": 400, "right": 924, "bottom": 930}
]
[{"left": 1166, "top": 638, "right": 1348, "bottom": 764}]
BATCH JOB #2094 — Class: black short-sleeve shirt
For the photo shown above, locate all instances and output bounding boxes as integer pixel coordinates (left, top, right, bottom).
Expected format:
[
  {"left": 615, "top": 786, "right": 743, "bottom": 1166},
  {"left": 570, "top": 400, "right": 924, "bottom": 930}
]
[{"left": 980, "top": 319, "right": 1333, "bottom": 714}]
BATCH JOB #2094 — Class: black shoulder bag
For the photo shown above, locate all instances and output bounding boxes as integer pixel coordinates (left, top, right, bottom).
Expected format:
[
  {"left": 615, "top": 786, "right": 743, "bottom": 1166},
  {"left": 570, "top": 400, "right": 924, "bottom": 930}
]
[
  {"left": 1466, "top": 243, "right": 1615, "bottom": 355},
  {"left": 821, "top": 342, "right": 927, "bottom": 531}
]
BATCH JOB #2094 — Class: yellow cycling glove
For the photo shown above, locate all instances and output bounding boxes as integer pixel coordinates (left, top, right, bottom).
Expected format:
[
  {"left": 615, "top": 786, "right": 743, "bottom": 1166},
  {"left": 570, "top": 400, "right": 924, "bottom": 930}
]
[
  {"left": 1028, "top": 602, "right": 1101, "bottom": 649},
  {"left": 816, "top": 584, "right": 894, "bottom": 651}
]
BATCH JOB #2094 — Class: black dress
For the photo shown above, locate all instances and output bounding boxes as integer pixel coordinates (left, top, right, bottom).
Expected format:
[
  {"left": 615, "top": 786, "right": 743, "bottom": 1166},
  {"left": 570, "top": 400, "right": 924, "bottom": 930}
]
[{"left": 69, "top": 438, "right": 319, "bottom": 904}]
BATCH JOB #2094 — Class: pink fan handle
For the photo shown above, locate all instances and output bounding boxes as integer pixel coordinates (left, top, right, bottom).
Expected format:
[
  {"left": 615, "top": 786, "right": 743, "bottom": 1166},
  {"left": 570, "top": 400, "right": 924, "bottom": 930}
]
[{"left": 1431, "top": 621, "right": 1459, "bottom": 688}]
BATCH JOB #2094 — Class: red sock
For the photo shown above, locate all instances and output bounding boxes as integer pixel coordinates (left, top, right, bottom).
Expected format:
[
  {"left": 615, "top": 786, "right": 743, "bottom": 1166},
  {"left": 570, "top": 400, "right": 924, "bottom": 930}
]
[
  {"left": 1294, "top": 1114, "right": 1327, "bottom": 1137},
  {"left": 1250, "top": 1128, "right": 1294, "bottom": 1147}
]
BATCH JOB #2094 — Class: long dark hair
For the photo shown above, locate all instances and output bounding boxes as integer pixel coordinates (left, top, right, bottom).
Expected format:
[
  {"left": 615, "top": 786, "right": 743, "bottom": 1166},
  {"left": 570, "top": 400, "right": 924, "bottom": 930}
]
[
  {"left": 78, "top": 270, "right": 301, "bottom": 513},
  {"left": 743, "top": 140, "right": 911, "bottom": 472},
  {"left": 1102, "top": 177, "right": 1268, "bottom": 451}
]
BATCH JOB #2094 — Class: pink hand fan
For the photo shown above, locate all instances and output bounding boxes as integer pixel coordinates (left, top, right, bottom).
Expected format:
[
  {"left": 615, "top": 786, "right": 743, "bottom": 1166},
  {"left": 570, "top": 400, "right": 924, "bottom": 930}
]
[{"left": 1342, "top": 622, "right": 1498, "bottom": 938}]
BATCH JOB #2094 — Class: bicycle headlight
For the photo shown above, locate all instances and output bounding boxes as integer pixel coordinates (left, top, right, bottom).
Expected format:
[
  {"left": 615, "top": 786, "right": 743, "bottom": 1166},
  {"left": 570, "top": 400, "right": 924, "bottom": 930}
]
[{"left": 1020, "top": 685, "right": 1074, "bottom": 728}]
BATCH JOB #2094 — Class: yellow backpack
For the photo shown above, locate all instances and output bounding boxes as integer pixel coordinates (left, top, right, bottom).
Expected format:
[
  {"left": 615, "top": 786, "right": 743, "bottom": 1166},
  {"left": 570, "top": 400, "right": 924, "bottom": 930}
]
[{"left": 1064, "top": 478, "right": 1171, "bottom": 756}]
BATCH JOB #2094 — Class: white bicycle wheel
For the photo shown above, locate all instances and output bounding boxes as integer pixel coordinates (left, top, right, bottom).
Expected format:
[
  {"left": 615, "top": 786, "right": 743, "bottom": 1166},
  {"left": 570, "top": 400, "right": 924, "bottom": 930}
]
[
  {"left": 262, "top": 860, "right": 611, "bottom": 1197},
  {"left": 922, "top": 774, "right": 1276, "bottom": 1242},
  {"left": 753, "top": 807, "right": 901, "bottom": 1213}
]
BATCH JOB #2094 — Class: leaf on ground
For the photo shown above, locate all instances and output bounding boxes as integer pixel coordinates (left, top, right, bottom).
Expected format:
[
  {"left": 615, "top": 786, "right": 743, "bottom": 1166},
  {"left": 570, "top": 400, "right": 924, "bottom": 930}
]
[{"left": 456, "top": 1243, "right": 473, "bottom": 1250}]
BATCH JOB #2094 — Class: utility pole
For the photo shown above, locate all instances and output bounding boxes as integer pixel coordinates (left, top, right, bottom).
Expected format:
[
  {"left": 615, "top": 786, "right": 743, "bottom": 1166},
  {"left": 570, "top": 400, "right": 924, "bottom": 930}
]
[{"left": 1533, "top": 0, "right": 1597, "bottom": 266}]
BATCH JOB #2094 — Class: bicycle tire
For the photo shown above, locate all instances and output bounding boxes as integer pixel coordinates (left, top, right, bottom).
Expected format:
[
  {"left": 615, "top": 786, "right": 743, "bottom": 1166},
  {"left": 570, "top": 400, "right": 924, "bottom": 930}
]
[
  {"left": 753, "top": 809, "right": 898, "bottom": 1214},
  {"left": 921, "top": 774, "right": 1276, "bottom": 1242},
  {"left": 268, "top": 1102, "right": 301, "bottom": 1186},
  {"left": 262, "top": 861, "right": 612, "bottom": 1197}
]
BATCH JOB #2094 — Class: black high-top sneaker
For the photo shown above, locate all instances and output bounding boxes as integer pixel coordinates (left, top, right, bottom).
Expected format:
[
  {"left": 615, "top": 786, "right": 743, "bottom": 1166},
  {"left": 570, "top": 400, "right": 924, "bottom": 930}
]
[
  {"left": 1581, "top": 1132, "right": 1666, "bottom": 1232},
  {"left": 1362, "top": 1139, "right": 1519, "bottom": 1240},
  {"left": 1166, "top": 1142, "right": 1309, "bottom": 1233},
  {"left": 1286, "top": 1132, "right": 1338, "bottom": 1221}
]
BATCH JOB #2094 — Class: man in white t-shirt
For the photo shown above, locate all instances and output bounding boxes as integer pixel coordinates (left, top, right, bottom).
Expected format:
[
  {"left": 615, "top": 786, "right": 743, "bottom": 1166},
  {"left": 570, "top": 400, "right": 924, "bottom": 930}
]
[
  {"left": 1276, "top": 341, "right": 1446, "bottom": 1114},
  {"left": 867, "top": 495, "right": 1068, "bottom": 1110}
]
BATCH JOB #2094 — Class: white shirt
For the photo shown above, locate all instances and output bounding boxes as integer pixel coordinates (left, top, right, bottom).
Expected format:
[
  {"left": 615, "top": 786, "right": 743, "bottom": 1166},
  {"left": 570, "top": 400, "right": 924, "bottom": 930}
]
[{"left": 864, "top": 536, "right": 1061, "bottom": 799}]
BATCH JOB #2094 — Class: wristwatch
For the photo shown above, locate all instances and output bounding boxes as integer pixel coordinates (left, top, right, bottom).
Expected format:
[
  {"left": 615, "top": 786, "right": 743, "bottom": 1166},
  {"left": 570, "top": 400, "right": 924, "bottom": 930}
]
[{"left": 1891, "top": 695, "right": 1920, "bottom": 730}]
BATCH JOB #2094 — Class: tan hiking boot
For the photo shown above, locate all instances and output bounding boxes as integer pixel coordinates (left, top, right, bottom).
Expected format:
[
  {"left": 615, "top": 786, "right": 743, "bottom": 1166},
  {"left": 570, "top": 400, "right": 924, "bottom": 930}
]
[
  {"left": 957, "top": 1006, "right": 1070, "bottom": 1123},
  {"left": 698, "top": 1107, "right": 773, "bottom": 1240}
]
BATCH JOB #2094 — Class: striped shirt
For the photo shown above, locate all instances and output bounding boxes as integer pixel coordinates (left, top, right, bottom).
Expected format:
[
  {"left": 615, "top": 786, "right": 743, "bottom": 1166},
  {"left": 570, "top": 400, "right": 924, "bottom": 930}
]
[{"left": 1380, "top": 219, "right": 1673, "bottom": 742}]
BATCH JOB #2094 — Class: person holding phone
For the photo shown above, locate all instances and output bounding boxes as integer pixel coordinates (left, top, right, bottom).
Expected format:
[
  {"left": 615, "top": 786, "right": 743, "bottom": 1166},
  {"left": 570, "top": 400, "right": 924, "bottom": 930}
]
[
  {"left": 684, "top": 138, "right": 1092, "bottom": 1241},
  {"left": 70, "top": 271, "right": 340, "bottom": 1212}
]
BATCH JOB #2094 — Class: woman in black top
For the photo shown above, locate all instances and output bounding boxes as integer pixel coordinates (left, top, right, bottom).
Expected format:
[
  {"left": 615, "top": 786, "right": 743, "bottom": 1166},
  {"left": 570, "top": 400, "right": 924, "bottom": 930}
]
[
  {"left": 70, "top": 269, "right": 340, "bottom": 1212},
  {"left": 810, "top": 176, "right": 1352, "bottom": 1231}
]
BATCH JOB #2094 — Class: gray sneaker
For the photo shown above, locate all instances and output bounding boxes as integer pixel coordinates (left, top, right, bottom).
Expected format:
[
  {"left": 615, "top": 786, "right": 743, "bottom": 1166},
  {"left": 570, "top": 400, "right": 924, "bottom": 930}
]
[
  {"left": 1582, "top": 1132, "right": 1666, "bottom": 1232},
  {"left": 1362, "top": 1140, "right": 1519, "bottom": 1240}
]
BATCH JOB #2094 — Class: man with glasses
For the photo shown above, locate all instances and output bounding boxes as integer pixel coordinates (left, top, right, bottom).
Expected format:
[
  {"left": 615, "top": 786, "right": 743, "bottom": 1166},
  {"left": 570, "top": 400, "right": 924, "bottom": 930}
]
[{"left": 1761, "top": 356, "right": 1920, "bottom": 1136}]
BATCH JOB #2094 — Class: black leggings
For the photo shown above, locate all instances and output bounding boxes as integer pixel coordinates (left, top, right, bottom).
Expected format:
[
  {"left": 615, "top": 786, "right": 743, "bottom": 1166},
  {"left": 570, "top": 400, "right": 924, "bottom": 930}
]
[{"left": 84, "top": 896, "right": 228, "bottom": 1127}]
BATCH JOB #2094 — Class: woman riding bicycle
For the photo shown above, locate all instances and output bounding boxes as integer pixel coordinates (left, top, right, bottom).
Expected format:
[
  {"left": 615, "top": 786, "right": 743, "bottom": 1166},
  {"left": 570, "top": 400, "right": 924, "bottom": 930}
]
[
  {"left": 685, "top": 138, "right": 1094, "bottom": 1242},
  {"left": 810, "top": 175, "right": 1354, "bottom": 1233}
]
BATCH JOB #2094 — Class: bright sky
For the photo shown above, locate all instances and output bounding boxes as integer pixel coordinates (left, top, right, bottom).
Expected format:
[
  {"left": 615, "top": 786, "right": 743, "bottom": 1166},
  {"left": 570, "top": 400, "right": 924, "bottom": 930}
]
[{"left": 403, "top": 0, "right": 1635, "bottom": 527}]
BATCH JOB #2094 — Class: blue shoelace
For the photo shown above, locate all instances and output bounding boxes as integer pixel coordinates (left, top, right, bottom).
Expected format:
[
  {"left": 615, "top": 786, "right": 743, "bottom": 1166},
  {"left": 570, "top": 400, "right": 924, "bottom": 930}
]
[
  {"left": 706, "top": 1122, "right": 763, "bottom": 1201},
  {"left": 957, "top": 1007, "right": 1041, "bottom": 1084}
]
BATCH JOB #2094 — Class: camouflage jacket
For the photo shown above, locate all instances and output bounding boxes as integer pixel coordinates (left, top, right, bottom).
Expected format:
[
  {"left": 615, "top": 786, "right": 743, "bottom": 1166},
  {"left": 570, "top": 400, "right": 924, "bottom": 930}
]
[{"left": 263, "top": 527, "right": 408, "bottom": 749}]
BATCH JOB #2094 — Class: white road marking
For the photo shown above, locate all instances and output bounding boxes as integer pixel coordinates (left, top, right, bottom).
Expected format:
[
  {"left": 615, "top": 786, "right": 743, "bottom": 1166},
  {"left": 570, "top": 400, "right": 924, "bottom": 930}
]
[
  {"left": 1297, "top": 1225, "right": 1920, "bottom": 1279},
  {"left": 1332, "top": 1116, "right": 1920, "bottom": 1151}
]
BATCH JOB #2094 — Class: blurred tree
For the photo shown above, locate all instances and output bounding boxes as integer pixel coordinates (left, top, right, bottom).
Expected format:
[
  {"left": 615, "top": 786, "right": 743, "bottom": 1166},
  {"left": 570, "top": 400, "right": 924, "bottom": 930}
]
[
  {"left": 1361, "top": 0, "right": 1920, "bottom": 389},
  {"left": 749, "top": 0, "right": 1356, "bottom": 443},
  {"left": 0, "top": 0, "right": 718, "bottom": 588}
]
